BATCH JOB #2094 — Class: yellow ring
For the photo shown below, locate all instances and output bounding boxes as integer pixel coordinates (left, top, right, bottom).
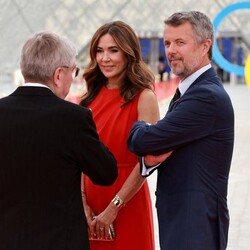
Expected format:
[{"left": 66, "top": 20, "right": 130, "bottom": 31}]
[{"left": 245, "top": 54, "right": 250, "bottom": 89}]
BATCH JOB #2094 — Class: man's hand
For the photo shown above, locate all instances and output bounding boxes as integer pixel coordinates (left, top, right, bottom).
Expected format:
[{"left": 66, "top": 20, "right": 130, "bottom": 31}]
[{"left": 144, "top": 151, "right": 173, "bottom": 166}]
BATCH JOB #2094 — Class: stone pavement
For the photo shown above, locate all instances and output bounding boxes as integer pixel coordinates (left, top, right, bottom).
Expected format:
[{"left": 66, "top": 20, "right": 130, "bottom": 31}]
[{"left": 147, "top": 83, "right": 250, "bottom": 249}]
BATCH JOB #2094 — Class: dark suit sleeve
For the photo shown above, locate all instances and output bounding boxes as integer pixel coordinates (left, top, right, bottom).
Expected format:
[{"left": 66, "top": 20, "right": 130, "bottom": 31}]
[
  {"left": 127, "top": 88, "right": 218, "bottom": 156},
  {"left": 73, "top": 108, "right": 117, "bottom": 186}
]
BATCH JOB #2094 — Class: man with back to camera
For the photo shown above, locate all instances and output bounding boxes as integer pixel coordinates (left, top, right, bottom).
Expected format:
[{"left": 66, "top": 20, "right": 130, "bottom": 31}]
[
  {"left": 0, "top": 31, "right": 117, "bottom": 250},
  {"left": 127, "top": 11, "right": 234, "bottom": 250}
]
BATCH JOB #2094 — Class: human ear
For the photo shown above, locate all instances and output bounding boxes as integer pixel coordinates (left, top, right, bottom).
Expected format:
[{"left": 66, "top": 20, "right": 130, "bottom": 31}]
[
  {"left": 202, "top": 39, "right": 212, "bottom": 55},
  {"left": 53, "top": 67, "right": 62, "bottom": 88}
]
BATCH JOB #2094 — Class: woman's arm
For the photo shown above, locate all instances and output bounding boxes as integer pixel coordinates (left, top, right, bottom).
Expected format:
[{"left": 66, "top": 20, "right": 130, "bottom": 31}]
[
  {"left": 137, "top": 88, "right": 160, "bottom": 124},
  {"left": 91, "top": 88, "right": 160, "bottom": 239},
  {"left": 138, "top": 89, "right": 173, "bottom": 167},
  {"left": 81, "top": 174, "right": 96, "bottom": 229}
]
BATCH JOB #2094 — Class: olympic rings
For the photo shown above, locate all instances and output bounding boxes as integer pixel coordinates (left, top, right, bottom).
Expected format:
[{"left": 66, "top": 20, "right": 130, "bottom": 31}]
[{"left": 212, "top": 1, "right": 250, "bottom": 81}]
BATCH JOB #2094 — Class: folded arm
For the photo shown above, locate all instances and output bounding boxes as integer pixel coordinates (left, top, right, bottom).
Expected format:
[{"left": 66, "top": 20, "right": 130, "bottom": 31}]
[{"left": 127, "top": 94, "right": 216, "bottom": 156}]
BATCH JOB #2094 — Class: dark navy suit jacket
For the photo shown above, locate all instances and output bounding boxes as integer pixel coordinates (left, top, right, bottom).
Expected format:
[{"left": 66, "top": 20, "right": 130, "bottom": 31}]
[
  {"left": 127, "top": 67, "right": 234, "bottom": 250},
  {"left": 0, "top": 86, "right": 117, "bottom": 250}
]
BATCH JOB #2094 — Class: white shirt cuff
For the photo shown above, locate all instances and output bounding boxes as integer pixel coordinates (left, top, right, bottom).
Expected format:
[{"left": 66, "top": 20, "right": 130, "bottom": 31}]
[{"left": 141, "top": 157, "right": 161, "bottom": 177}]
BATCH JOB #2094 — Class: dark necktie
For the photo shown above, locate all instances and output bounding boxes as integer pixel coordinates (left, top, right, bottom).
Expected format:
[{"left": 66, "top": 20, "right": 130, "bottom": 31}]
[
  {"left": 172, "top": 87, "right": 181, "bottom": 103},
  {"left": 168, "top": 87, "right": 181, "bottom": 112}
]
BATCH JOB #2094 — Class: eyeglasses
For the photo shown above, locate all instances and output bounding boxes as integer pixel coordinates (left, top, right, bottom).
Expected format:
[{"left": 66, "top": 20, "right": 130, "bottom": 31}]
[{"left": 61, "top": 65, "right": 80, "bottom": 78}]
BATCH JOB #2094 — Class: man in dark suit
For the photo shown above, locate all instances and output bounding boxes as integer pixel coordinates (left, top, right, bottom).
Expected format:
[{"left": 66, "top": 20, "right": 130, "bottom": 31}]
[
  {"left": 127, "top": 11, "right": 234, "bottom": 250},
  {"left": 0, "top": 31, "right": 117, "bottom": 250}
]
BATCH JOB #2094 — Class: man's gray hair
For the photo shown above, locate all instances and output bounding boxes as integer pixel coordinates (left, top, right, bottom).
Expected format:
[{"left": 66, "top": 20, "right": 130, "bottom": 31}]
[
  {"left": 164, "top": 11, "right": 214, "bottom": 60},
  {"left": 20, "top": 31, "right": 77, "bottom": 83}
]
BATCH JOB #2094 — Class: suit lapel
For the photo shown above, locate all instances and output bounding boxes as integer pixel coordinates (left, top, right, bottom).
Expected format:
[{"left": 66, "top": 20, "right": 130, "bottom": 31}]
[
  {"left": 184, "top": 67, "right": 218, "bottom": 94},
  {"left": 167, "top": 67, "right": 218, "bottom": 113}
]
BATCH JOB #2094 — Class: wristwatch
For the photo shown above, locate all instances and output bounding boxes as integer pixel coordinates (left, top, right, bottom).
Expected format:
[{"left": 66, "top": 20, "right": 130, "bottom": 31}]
[{"left": 112, "top": 195, "right": 124, "bottom": 208}]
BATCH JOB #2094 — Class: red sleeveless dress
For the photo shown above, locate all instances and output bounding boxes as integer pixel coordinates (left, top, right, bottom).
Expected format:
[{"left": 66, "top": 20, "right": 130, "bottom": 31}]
[{"left": 84, "top": 86, "right": 155, "bottom": 250}]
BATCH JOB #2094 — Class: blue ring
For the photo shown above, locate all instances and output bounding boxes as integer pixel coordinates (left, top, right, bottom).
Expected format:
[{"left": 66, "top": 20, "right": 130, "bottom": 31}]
[{"left": 213, "top": 2, "right": 250, "bottom": 76}]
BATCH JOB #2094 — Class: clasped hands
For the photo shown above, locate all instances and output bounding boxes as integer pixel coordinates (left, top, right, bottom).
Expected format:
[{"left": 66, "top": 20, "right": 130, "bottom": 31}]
[{"left": 88, "top": 202, "right": 118, "bottom": 240}]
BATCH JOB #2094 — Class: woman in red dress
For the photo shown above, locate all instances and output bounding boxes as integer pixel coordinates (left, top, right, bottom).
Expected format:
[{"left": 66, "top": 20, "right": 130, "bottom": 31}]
[{"left": 80, "top": 21, "right": 159, "bottom": 250}]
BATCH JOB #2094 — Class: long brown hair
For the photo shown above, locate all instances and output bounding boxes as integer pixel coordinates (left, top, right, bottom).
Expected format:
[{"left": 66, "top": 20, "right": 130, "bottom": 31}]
[{"left": 80, "top": 20, "right": 155, "bottom": 107}]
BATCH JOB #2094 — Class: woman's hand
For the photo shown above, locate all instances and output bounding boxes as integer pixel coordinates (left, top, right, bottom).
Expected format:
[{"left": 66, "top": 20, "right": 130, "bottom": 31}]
[
  {"left": 83, "top": 203, "right": 96, "bottom": 229},
  {"left": 90, "top": 202, "right": 119, "bottom": 239},
  {"left": 81, "top": 189, "right": 96, "bottom": 238}
]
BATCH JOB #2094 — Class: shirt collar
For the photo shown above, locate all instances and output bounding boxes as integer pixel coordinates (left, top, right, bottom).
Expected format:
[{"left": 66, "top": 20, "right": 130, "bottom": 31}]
[
  {"left": 22, "top": 83, "right": 53, "bottom": 92},
  {"left": 178, "top": 64, "right": 211, "bottom": 96}
]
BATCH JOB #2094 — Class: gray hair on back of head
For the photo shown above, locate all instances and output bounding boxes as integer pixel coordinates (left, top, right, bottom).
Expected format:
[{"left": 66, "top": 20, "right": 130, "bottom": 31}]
[{"left": 20, "top": 31, "right": 77, "bottom": 83}]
